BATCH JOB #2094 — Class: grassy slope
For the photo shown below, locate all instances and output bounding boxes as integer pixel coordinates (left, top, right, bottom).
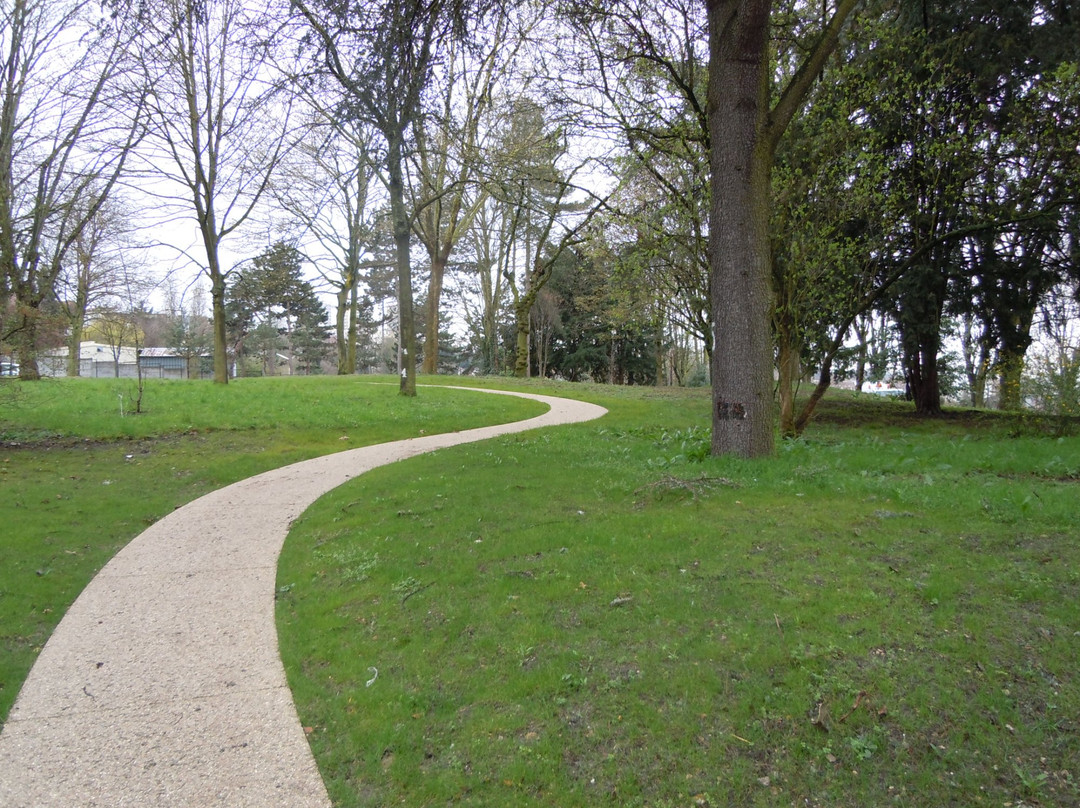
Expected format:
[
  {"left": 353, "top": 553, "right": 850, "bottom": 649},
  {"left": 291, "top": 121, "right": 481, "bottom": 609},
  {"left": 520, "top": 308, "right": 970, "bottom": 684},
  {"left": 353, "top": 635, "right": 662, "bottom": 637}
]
[
  {"left": 278, "top": 385, "right": 1079, "bottom": 808},
  {"left": 0, "top": 376, "right": 544, "bottom": 723}
]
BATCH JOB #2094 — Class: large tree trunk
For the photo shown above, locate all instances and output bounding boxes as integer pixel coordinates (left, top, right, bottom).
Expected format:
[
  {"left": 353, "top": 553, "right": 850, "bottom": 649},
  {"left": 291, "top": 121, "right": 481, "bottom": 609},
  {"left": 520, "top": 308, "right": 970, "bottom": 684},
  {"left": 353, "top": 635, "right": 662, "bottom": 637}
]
[
  {"left": 707, "top": 0, "right": 776, "bottom": 458},
  {"left": 13, "top": 308, "right": 41, "bottom": 380},
  {"left": 996, "top": 308, "right": 1034, "bottom": 411},
  {"left": 903, "top": 334, "right": 943, "bottom": 415},
  {"left": 997, "top": 351, "right": 1025, "bottom": 411},
  {"left": 896, "top": 268, "right": 945, "bottom": 415}
]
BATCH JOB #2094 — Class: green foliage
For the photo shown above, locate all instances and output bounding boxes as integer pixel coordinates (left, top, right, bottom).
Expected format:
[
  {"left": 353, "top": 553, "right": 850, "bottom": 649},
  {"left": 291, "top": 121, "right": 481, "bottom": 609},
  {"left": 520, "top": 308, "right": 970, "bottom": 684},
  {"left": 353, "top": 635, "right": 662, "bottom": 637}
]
[
  {"left": 1024, "top": 343, "right": 1080, "bottom": 430},
  {"left": 540, "top": 249, "right": 659, "bottom": 384},
  {"left": 226, "top": 241, "right": 330, "bottom": 375}
]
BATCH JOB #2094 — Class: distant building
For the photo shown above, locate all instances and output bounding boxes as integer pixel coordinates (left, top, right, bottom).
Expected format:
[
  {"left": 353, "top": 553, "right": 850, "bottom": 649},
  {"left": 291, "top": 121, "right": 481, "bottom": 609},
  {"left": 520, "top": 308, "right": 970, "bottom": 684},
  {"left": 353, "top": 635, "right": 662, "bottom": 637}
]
[
  {"left": 37, "top": 342, "right": 210, "bottom": 379},
  {"left": 39, "top": 342, "right": 140, "bottom": 377},
  {"left": 139, "top": 348, "right": 212, "bottom": 379},
  {"left": 861, "top": 380, "right": 905, "bottom": 397}
]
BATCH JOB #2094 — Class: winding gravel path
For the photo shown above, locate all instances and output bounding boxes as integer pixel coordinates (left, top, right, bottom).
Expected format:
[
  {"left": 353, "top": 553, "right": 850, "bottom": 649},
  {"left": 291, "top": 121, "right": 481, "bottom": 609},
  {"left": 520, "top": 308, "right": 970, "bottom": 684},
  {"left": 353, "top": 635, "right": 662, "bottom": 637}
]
[{"left": 0, "top": 388, "right": 606, "bottom": 807}]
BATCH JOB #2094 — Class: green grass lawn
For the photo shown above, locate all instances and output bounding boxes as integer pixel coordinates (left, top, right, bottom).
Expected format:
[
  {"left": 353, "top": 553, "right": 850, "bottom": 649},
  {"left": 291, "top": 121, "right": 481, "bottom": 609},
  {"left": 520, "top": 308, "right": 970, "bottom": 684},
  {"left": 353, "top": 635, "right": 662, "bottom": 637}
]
[
  {"left": 276, "top": 386, "right": 1080, "bottom": 807},
  {"left": 0, "top": 375, "right": 544, "bottom": 723},
  {"left": 2, "top": 376, "right": 1077, "bottom": 807}
]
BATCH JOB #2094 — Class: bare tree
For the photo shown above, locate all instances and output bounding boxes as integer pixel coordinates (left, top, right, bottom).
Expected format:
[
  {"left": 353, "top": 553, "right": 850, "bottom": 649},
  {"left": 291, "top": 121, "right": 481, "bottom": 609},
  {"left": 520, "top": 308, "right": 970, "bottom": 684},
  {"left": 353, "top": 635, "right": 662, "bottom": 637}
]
[
  {"left": 479, "top": 95, "right": 609, "bottom": 377},
  {"left": 89, "top": 307, "right": 139, "bottom": 377},
  {"left": 164, "top": 279, "right": 212, "bottom": 378},
  {"left": 410, "top": 4, "right": 529, "bottom": 374},
  {"left": 132, "top": 0, "right": 294, "bottom": 384},
  {"left": 559, "top": 0, "right": 712, "bottom": 368},
  {"left": 272, "top": 109, "right": 390, "bottom": 374},
  {"left": 57, "top": 193, "right": 140, "bottom": 375},
  {"left": 292, "top": 0, "right": 494, "bottom": 396},
  {"left": 456, "top": 193, "right": 514, "bottom": 373},
  {"left": 0, "top": 0, "right": 143, "bottom": 379}
]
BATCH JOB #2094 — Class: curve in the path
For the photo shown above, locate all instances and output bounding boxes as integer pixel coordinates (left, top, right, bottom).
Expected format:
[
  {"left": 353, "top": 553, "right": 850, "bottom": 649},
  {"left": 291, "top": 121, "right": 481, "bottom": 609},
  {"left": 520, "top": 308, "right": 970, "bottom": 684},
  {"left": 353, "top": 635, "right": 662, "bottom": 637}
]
[{"left": 0, "top": 388, "right": 606, "bottom": 807}]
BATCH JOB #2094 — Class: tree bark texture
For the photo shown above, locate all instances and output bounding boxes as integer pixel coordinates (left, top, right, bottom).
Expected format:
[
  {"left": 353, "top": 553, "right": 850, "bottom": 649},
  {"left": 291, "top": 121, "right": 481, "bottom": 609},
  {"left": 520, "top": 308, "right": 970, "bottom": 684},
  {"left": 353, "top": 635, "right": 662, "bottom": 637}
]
[
  {"left": 514, "top": 301, "right": 530, "bottom": 378},
  {"left": 896, "top": 264, "right": 945, "bottom": 414},
  {"left": 67, "top": 317, "right": 85, "bottom": 377},
  {"left": 706, "top": 0, "right": 777, "bottom": 458},
  {"left": 995, "top": 307, "right": 1034, "bottom": 410},
  {"left": 997, "top": 352, "right": 1026, "bottom": 410}
]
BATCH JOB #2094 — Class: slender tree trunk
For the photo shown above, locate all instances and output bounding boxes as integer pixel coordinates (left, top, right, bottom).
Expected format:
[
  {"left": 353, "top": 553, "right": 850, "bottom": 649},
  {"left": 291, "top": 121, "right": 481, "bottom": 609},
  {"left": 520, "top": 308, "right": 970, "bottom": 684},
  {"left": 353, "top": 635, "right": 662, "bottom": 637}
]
[
  {"left": 209, "top": 266, "right": 229, "bottom": 383},
  {"left": 854, "top": 315, "right": 869, "bottom": 390},
  {"left": 387, "top": 135, "right": 416, "bottom": 396},
  {"left": 971, "top": 347, "right": 991, "bottom": 408},
  {"left": 707, "top": 0, "right": 776, "bottom": 458},
  {"left": 335, "top": 285, "right": 349, "bottom": 374},
  {"left": 792, "top": 324, "right": 853, "bottom": 436},
  {"left": 67, "top": 318, "right": 84, "bottom": 377},
  {"left": 776, "top": 314, "right": 800, "bottom": 438},
  {"left": 514, "top": 301, "right": 530, "bottom": 378},
  {"left": 512, "top": 261, "right": 541, "bottom": 378},
  {"left": 347, "top": 283, "right": 358, "bottom": 373},
  {"left": 794, "top": 364, "right": 833, "bottom": 436},
  {"left": 654, "top": 304, "right": 666, "bottom": 386},
  {"left": 422, "top": 254, "right": 447, "bottom": 374}
]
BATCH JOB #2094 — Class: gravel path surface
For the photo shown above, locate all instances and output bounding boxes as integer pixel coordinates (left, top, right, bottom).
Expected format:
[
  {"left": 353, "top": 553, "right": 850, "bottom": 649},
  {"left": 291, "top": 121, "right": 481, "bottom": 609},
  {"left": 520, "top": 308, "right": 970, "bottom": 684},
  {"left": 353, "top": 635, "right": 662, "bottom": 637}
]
[{"left": 0, "top": 388, "right": 606, "bottom": 807}]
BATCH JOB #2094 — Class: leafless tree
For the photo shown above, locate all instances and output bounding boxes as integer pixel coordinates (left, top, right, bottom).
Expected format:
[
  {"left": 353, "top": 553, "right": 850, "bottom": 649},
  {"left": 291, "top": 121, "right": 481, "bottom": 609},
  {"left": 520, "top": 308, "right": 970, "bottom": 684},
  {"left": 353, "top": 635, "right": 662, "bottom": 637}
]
[
  {"left": 57, "top": 192, "right": 144, "bottom": 375},
  {"left": 409, "top": 4, "right": 532, "bottom": 374},
  {"left": 1, "top": 0, "right": 144, "bottom": 378},
  {"left": 131, "top": 0, "right": 295, "bottom": 383},
  {"left": 292, "top": 0, "right": 496, "bottom": 395},
  {"left": 478, "top": 94, "right": 610, "bottom": 377},
  {"left": 271, "top": 108, "right": 390, "bottom": 374}
]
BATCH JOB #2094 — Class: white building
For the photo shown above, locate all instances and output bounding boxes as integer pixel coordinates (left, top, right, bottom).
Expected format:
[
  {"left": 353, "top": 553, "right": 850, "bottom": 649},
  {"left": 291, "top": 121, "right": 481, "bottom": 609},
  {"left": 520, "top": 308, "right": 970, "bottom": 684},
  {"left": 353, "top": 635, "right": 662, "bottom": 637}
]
[{"left": 39, "top": 342, "right": 141, "bottom": 378}]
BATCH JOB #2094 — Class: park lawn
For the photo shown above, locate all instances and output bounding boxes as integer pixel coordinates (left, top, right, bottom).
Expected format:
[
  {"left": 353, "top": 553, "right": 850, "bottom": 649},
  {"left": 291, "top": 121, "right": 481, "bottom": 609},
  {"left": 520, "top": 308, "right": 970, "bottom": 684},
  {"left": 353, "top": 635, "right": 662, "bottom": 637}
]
[
  {"left": 0, "top": 375, "right": 545, "bottom": 723},
  {"left": 277, "top": 385, "right": 1080, "bottom": 808}
]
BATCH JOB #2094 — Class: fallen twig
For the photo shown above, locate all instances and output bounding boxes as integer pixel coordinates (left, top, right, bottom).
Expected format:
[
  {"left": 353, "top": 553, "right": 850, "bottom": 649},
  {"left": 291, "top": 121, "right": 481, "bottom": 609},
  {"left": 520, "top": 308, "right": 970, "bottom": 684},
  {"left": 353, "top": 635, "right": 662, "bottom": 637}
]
[
  {"left": 837, "top": 690, "right": 867, "bottom": 724},
  {"left": 400, "top": 581, "right": 434, "bottom": 604}
]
